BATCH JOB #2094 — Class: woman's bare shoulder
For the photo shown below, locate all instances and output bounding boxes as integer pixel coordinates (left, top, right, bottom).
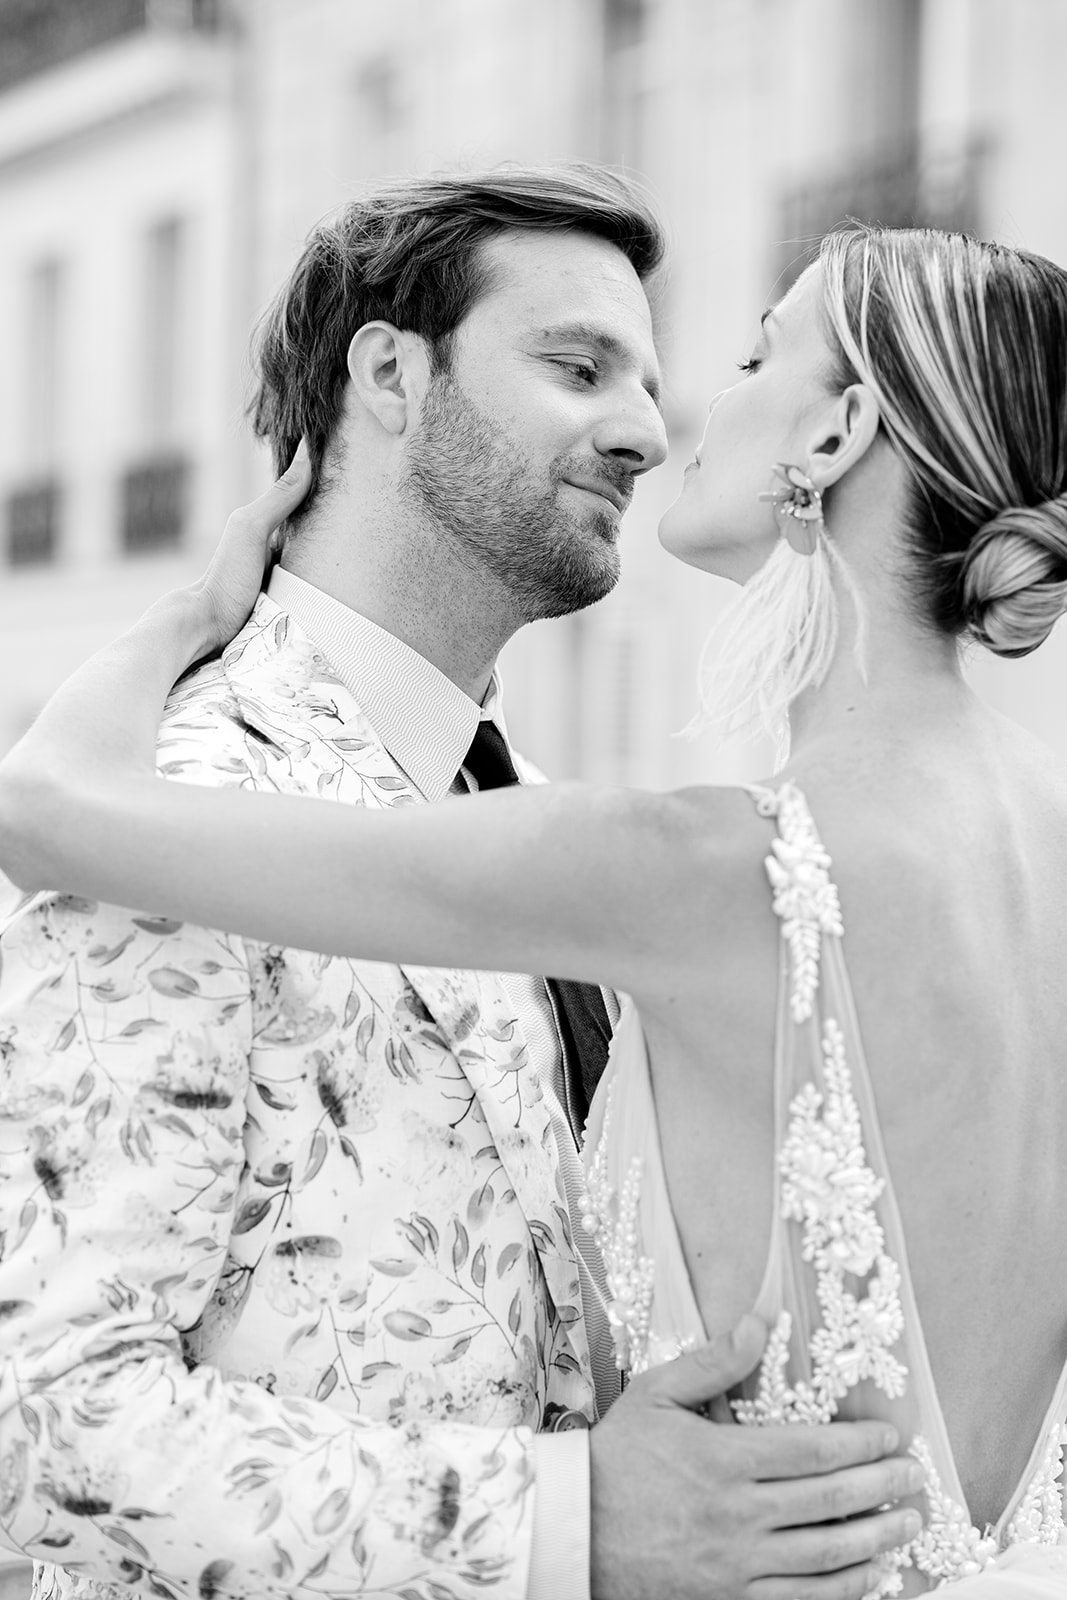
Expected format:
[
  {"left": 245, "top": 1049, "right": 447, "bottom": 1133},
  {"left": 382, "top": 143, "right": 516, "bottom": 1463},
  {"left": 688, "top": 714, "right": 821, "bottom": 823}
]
[
  {"left": 653, "top": 781, "right": 779, "bottom": 855},
  {"left": 612, "top": 782, "right": 783, "bottom": 931}
]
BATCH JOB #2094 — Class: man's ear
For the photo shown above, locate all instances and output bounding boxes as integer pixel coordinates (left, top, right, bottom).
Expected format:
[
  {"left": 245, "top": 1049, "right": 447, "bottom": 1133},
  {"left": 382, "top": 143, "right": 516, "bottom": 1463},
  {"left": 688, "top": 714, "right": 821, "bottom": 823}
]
[
  {"left": 346, "top": 322, "right": 431, "bottom": 436},
  {"left": 805, "top": 383, "right": 881, "bottom": 489}
]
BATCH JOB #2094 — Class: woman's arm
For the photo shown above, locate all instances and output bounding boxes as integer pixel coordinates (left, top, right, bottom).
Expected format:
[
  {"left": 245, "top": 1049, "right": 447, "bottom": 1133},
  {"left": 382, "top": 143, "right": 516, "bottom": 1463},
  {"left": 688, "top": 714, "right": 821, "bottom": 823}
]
[
  {"left": 0, "top": 450, "right": 750, "bottom": 996},
  {"left": 14, "top": 754, "right": 712, "bottom": 991}
]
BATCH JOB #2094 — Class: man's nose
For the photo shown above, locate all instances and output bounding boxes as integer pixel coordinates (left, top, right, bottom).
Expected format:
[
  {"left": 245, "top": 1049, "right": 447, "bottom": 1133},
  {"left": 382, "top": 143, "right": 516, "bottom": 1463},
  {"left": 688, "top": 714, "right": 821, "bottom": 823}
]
[{"left": 597, "top": 391, "right": 669, "bottom": 473}]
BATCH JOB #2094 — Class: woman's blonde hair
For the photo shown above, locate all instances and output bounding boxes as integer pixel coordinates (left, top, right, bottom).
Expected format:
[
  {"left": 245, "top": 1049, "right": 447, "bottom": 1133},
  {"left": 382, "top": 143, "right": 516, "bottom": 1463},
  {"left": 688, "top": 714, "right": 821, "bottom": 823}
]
[{"left": 819, "top": 225, "right": 1067, "bottom": 657}]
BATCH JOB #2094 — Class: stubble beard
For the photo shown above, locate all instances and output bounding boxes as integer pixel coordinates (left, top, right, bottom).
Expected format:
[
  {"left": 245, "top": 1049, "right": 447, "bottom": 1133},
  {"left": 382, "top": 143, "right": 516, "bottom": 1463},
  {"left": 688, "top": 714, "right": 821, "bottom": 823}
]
[{"left": 401, "top": 370, "right": 623, "bottom": 621}]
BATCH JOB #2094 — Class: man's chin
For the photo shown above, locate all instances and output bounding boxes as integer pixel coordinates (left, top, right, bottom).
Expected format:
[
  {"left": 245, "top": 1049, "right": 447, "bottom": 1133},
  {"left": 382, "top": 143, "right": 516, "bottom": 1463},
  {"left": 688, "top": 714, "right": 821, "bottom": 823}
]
[{"left": 531, "top": 547, "right": 621, "bottom": 620}]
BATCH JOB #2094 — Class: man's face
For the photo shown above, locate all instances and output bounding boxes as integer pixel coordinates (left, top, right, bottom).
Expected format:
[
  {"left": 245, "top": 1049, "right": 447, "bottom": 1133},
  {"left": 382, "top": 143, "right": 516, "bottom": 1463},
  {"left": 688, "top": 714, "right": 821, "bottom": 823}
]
[{"left": 401, "top": 229, "right": 667, "bottom": 621}]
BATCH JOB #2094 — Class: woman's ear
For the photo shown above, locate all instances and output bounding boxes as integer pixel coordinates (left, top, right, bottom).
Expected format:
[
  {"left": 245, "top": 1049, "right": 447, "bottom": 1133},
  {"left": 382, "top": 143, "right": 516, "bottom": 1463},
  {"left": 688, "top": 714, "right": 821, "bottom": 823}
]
[
  {"left": 345, "top": 322, "right": 431, "bottom": 436},
  {"left": 806, "top": 383, "right": 881, "bottom": 489}
]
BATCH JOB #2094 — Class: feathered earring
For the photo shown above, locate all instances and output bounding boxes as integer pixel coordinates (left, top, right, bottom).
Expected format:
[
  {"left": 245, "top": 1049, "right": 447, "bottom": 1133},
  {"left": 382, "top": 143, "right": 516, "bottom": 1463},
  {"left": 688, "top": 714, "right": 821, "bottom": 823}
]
[{"left": 686, "top": 463, "right": 864, "bottom": 767}]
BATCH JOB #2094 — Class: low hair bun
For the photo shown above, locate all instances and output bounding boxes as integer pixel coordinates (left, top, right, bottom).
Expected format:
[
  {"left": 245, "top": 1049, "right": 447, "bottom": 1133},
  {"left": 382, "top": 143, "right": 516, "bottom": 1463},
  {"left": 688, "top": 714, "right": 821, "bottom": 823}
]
[{"left": 959, "top": 497, "right": 1067, "bottom": 657}]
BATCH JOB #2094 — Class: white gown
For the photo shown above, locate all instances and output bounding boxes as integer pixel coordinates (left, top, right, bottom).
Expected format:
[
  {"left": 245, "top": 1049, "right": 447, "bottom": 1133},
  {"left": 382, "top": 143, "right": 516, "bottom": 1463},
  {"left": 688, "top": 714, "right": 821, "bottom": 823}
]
[{"left": 582, "top": 783, "right": 1067, "bottom": 1598}]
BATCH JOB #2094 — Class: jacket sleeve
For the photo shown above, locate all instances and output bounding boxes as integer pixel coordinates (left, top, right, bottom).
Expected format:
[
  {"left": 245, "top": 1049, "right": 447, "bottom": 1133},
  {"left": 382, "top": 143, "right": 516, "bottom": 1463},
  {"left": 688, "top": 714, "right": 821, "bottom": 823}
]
[{"left": 0, "top": 886, "right": 538, "bottom": 1600}]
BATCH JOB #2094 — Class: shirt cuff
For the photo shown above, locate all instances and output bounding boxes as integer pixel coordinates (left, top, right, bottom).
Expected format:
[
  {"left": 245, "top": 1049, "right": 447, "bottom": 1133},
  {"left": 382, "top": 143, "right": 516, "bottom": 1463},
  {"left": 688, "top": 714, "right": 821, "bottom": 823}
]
[{"left": 527, "top": 1432, "right": 590, "bottom": 1600}]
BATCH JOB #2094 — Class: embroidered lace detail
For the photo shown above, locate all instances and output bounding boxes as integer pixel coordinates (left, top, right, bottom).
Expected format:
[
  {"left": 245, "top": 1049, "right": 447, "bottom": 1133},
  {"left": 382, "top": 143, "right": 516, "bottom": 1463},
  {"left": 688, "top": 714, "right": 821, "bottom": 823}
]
[
  {"left": 731, "top": 1309, "right": 823, "bottom": 1425},
  {"left": 760, "top": 782, "right": 843, "bottom": 1022},
  {"left": 863, "top": 1425, "right": 1067, "bottom": 1595},
  {"left": 580, "top": 1087, "right": 660, "bottom": 1375},
  {"left": 1005, "top": 1423, "right": 1067, "bottom": 1547},
  {"left": 734, "top": 1020, "right": 907, "bottom": 1428},
  {"left": 907, "top": 1437, "right": 999, "bottom": 1584},
  {"left": 864, "top": 1548, "right": 909, "bottom": 1598}
]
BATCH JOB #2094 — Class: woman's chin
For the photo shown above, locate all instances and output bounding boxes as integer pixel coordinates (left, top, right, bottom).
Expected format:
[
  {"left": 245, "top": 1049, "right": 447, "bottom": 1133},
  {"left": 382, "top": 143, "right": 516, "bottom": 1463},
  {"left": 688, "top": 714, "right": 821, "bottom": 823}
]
[
  {"left": 657, "top": 507, "right": 700, "bottom": 562},
  {"left": 657, "top": 512, "right": 730, "bottom": 576}
]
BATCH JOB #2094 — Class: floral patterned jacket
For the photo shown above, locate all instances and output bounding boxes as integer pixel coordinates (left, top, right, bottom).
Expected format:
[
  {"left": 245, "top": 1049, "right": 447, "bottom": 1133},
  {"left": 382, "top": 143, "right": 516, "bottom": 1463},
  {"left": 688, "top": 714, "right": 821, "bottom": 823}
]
[{"left": 0, "top": 597, "right": 594, "bottom": 1600}]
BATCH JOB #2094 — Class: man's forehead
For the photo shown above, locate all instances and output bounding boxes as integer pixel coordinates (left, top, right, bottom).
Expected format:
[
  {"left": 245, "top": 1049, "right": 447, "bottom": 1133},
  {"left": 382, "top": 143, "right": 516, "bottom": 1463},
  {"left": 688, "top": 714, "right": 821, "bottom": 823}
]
[
  {"left": 475, "top": 229, "right": 653, "bottom": 320},
  {"left": 466, "top": 229, "right": 658, "bottom": 375}
]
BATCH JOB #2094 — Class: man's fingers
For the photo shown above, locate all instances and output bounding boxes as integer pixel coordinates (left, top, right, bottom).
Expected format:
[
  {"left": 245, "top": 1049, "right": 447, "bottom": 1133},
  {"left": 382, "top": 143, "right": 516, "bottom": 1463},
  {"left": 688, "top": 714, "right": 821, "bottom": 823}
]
[
  {"left": 765, "top": 1454, "right": 924, "bottom": 1527},
  {"left": 764, "top": 1504, "right": 921, "bottom": 1580},
  {"left": 741, "top": 1419, "right": 900, "bottom": 1480},
  {"left": 645, "top": 1314, "right": 768, "bottom": 1410},
  {"left": 770, "top": 1505, "right": 921, "bottom": 1579},
  {"left": 750, "top": 1563, "right": 882, "bottom": 1600}
]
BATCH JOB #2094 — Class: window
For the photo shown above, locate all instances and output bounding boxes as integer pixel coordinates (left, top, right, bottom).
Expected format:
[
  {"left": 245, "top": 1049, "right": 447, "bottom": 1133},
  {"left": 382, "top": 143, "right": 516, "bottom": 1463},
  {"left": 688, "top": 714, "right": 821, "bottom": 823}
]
[
  {"left": 26, "top": 258, "right": 62, "bottom": 469},
  {"left": 122, "top": 216, "right": 191, "bottom": 553},
  {"left": 776, "top": 139, "right": 985, "bottom": 290},
  {"left": 600, "top": 0, "right": 648, "bottom": 167},
  {"left": 121, "top": 455, "right": 188, "bottom": 553},
  {"left": 5, "top": 257, "right": 64, "bottom": 566},
  {"left": 0, "top": 0, "right": 223, "bottom": 91},
  {"left": 0, "top": 0, "right": 145, "bottom": 92},
  {"left": 773, "top": 0, "right": 983, "bottom": 289},
  {"left": 352, "top": 54, "right": 407, "bottom": 171},
  {"left": 143, "top": 215, "right": 185, "bottom": 449},
  {"left": 6, "top": 482, "right": 61, "bottom": 566}
]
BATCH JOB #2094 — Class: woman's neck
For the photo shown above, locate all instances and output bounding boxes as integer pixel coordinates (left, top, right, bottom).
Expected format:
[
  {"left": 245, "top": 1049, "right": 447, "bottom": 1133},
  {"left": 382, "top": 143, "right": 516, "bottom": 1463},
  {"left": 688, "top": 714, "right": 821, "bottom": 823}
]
[{"left": 787, "top": 593, "right": 976, "bottom": 762}]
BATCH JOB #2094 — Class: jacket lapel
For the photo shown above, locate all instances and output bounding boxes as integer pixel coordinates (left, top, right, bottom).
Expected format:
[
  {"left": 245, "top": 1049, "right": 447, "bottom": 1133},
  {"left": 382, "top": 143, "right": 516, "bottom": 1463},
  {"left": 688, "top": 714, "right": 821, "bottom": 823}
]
[{"left": 218, "top": 597, "right": 589, "bottom": 1370}]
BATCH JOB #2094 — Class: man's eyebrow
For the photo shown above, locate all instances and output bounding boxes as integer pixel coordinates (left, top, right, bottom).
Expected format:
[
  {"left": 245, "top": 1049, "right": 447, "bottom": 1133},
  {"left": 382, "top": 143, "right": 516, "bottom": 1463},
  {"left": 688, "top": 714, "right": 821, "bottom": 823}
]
[
  {"left": 760, "top": 307, "right": 779, "bottom": 332},
  {"left": 536, "top": 321, "right": 662, "bottom": 410}
]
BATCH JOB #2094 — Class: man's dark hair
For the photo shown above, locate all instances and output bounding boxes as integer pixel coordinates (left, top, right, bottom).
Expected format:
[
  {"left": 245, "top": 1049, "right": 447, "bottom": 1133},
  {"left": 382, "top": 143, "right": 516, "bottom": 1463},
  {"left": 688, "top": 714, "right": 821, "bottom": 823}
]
[{"left": 249, "top": 163, "right": 666, "bottom": 509}]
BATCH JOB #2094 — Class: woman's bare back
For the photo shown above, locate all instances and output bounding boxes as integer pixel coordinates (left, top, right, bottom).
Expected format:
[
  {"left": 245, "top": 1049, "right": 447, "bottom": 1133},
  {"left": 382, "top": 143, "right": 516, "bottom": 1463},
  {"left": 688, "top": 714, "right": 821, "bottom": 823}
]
[{"left": 638, "top": 707, "right": 1067, "bottom": 1533}]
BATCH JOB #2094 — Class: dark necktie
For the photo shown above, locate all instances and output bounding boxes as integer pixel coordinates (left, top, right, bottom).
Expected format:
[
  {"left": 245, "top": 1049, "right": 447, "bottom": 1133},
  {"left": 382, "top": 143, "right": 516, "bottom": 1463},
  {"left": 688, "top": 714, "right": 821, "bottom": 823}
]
[{"left": 461, "top": 719, "right": 613, "bottom": 1129}]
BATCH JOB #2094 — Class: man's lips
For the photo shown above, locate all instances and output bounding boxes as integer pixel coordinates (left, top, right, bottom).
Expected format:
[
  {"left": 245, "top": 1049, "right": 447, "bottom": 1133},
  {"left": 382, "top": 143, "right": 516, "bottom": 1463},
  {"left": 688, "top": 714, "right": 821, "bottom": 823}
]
[{"left": 563, "top": 479, "right": 632, "bottom": 513}]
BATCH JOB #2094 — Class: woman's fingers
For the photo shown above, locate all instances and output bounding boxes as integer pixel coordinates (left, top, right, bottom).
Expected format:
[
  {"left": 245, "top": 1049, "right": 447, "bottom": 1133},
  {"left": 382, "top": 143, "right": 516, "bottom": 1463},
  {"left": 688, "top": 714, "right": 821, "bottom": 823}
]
[
  {"left": 223, "top": 440, "right": 313, "bottom": 560},
  {"left": 196, "top": 442, "right": 313, "bottom": 649},
  {"left": 264, "top": 437, "right": 314, "bottom": 527},
  {"left": 267, "top": 441, "right": 314, "bottom": 555}
]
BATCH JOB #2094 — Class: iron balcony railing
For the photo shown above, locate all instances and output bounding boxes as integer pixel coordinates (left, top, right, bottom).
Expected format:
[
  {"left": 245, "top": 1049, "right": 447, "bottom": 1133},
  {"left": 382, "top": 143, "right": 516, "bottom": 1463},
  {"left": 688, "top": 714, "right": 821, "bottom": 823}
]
[
  {"left": 121, "top": 451, "right": 190, "bottom": 554},
  {"left": 0, "top": 0, "right": 223, "bottom": 94},
  {"left": 774, "top": 138, "right": 988, "bottom": 290},
  {"left": 5, "top": 477, "right": 60, "bottom": 566}
]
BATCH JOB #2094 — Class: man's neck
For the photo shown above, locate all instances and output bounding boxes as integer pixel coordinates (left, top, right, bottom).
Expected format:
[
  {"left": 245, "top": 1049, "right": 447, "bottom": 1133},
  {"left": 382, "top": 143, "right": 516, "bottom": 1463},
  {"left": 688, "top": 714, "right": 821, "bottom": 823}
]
[{"left": 279, "top": 536, "right": 514, "bottom": 706}]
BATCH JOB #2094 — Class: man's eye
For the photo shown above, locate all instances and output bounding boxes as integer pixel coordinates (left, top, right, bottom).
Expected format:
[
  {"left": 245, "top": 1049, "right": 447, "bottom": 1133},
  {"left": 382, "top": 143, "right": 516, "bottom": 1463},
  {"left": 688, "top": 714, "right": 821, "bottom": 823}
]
[
  {"left": 554, "top": 360, "right": 598, "bottom": 385},
  {"left": 735, "top": 357, "right": 762, "bottom": 375}
]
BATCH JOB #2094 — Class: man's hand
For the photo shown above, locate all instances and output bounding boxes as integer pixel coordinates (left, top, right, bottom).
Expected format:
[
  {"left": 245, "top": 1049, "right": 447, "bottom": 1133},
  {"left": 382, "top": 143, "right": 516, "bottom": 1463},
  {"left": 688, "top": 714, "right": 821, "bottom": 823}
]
[{"left": 590, "top": 1315, "right": 923, "bottom": 1600}]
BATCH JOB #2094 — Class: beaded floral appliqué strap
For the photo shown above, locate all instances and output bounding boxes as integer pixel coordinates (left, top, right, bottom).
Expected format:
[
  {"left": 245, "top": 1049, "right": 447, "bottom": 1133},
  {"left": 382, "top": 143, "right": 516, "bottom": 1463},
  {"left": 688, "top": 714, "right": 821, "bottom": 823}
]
[{"left": 754, "top": 782, "right": 843, "bottom": 1023}]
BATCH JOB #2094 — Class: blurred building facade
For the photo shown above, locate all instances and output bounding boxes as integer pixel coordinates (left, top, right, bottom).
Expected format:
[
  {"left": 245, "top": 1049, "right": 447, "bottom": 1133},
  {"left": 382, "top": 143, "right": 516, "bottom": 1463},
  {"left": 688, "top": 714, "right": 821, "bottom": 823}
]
[{"left": 1, "top": 0, "right": 1067, "bottom": 785}]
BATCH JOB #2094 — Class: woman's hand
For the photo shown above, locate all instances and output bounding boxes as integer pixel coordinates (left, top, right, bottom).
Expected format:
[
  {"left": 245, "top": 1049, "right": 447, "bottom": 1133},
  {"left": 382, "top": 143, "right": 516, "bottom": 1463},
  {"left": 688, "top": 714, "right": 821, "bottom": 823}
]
[{"left": 182, "top": 442, "right": 312, "bottom": 655}]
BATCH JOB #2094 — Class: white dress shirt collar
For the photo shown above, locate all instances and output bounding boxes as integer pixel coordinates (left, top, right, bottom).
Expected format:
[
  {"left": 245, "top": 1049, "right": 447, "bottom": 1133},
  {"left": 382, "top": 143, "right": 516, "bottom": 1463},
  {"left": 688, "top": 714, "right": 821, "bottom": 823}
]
[{"left": 266, "top": 567, "right": 507, "bottom": 801}]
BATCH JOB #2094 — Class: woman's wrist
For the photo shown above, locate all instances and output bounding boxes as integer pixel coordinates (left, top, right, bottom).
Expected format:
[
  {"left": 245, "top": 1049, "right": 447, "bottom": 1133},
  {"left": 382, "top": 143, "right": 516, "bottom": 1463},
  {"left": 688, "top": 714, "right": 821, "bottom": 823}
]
[{"left": 138, "top": 585, "right": 225, "bottom": 672}]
